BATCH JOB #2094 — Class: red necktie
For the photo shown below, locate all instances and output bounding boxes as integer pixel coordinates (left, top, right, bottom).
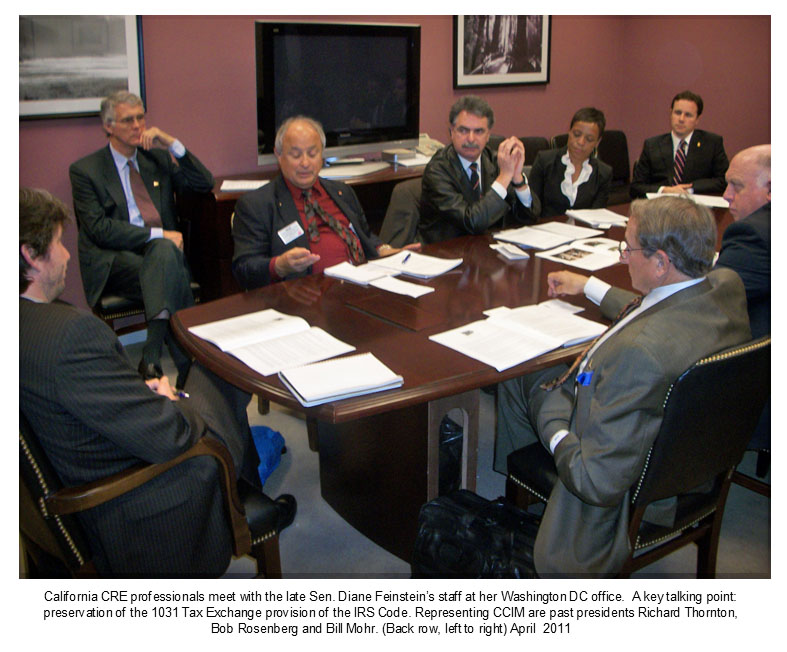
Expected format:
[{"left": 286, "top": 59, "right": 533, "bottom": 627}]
[
  {"left": 469, "top": 162, "right": 481, "bottom": 201},
  {"left": 129, "top": 162, "right": 162, "bottom": 228}
]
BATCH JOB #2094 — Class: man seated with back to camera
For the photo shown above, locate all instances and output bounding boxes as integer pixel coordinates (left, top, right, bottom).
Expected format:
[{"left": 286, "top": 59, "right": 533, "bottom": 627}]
[
  {"left": 494, "top": 196, "right": 750, "bottom": 577},
  {"left": 418, "top": 95, "right": 537, "bottom": 244},
  {"left": 19, "top": 188, "right": 295, "bottom": 577},
  {"left": 232, "top": 116, "right": 419, "bottom": 290}
]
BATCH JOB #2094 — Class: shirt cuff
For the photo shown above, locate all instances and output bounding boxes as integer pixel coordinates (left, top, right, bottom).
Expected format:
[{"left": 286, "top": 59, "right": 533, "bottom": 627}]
[
  {"left": 584, "top": 276, "right": 611, "bottom": 306},
  {"left": 491, "top": 180, "right": 507, "bottom": 200},
  {"left": 269, "top": 257, "right": 282, "bottom": 282},
  {"left": 514, "top": 184, "right": 533, "bottom": 207},
  {"left": 549, "top": 429, "right": 570, "bottom": 455},
  {"left": 148, "top": 227, "right": 163, "bottom": 241},
  {"left": 169, "top": 139, "right": 186, "bottom": 158}
]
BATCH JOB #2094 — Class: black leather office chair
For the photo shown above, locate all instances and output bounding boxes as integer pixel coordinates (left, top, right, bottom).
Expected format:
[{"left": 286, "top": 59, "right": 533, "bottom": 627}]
[
  {"left": 19, "top": 411, "right": 288, "bottom": 578},
  {"left": 379, "top": 178, "right": 424, "bottom": 248},
  {"left": 520, "top": 137, "right": 550, "bottom": 166},
  {"left": 506, "top": 336, "right": 770, "bottom": 578},
  {"left": 550, "top": 133, "right": 568, "bottom": 150},
  {"left": 596, "top": 129, "right": 631, "bottom": 205}
]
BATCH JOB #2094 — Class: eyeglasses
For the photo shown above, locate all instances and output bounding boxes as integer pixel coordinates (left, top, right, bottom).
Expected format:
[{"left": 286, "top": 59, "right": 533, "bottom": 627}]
[
  {"left": 117, "top": 113, "right": 145, "bottom": 126},
  {"left": 618, "top": 240, "right": 647, "bottom": 257}
]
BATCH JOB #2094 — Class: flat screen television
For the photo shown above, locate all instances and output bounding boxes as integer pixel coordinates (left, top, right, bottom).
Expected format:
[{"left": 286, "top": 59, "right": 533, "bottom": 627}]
[{"left": 255, "top": 21, "right": 421, "bottom": 166}]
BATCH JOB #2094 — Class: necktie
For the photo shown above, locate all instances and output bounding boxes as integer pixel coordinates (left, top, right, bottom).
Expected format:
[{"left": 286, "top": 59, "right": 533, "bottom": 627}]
[
  {"left": 302, "top": 189, "right": 365, "bottom": 264},
  {"left": 469, "top": 162, "right": 481, "bottom": 201},
  {"left": 128, "top": 162, "right": 162, "bottom": 228},
  {"left": 540, "top": 295, "right": 643, "bottom": 392},
  {"left": 673, "top": 139, "right": 687, "bottom": 184}
]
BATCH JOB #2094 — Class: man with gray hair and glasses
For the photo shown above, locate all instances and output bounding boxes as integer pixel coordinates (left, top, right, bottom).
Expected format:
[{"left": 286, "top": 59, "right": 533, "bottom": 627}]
[
  {"left": 494, "top": 195, "right": 751, "bottom": 577},
  {"left": 70, "top": 90, "right": 214, "bottom": 387}
]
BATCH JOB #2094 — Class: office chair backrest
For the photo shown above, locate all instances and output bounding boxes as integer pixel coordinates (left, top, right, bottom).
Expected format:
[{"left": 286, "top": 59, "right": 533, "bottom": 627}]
[
  {"left": 379, "top": 178, "right": 423, "bottom": 248},
  {"left": 631, "top": 336, "right": 770, "bottom": 507},
  {"left": 596, "top": 130, "right": 631, "bottom": 184},
  {"left": 19, "top": 411, "right": 93, "bottom": 573},
  {"left": 520, "top": 137, "right": 550, "bottom": 166}
]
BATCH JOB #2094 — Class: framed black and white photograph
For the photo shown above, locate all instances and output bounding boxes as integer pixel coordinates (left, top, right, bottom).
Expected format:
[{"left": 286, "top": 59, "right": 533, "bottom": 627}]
[
  {"left": 20, "top": 15, "right": 145, "bottom": 119},
  {"left": 454, "top": 15, "right": 550, "bottom": 88}
]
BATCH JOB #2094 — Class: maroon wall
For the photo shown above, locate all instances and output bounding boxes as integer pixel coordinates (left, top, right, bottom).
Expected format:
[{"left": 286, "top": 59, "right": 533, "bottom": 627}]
[{"left": 19, "top": 15, "right": 770, "bottom": 309}]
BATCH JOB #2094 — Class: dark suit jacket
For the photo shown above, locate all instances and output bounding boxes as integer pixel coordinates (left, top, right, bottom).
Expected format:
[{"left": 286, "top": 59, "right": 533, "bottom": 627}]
[
  {"left": 716, "top": 203, "right": 770, "bottom": 339},
  {"left": 630, "top": 130, "right": 729, "bottom": 198},
  {"left": 528, "top": 147, "right": 612, "bottom": 218},
  {"left": 418, "top": 144, "right": 538, "bottom": 244},
  {"left": 531, "top": 268, "right": 750, "bottom": 576},
  {"left": 69, "top": 145, "right": 214, "bottom": 307},
  {"left": 232, "top": 175, "right": 382, "bottom": 290},
  {"left": 19, "top": 298, "right": 255, "bottom": 577}
]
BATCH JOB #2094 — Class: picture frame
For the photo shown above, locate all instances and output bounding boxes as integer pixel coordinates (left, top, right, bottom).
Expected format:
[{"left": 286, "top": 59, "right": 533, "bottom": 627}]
[
  {"left": 454, "top": 15, "right": 551, "bottom": 88},
  {"left": 20, "top": 15, "right": 145, "bottom": 119}
]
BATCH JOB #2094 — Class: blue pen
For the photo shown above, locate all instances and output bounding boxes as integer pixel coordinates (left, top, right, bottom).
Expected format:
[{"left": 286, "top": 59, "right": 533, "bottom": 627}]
[
  {"left": 177, "top": 390, "right": 190, "bottom": 399},
  {"left": 402, "top": 253, "right": 411, "bottom": 263}
]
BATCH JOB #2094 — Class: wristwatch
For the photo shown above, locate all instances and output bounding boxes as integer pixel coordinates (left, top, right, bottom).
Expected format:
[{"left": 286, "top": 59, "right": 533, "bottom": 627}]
[{"left": 512, "top": 173, "right": 529, "bottom": 188}]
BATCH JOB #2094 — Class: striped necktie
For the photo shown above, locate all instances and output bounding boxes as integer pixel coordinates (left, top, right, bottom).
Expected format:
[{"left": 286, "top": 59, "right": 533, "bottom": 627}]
[
  {"left": 673, "top": 139, "right": 687, "bottom": 184},
  {"left": 540, "top": 295, "right": 643, "bottom": 392},
  {"left": 469, "top": 162, "right": 481, "bottom": 201}
]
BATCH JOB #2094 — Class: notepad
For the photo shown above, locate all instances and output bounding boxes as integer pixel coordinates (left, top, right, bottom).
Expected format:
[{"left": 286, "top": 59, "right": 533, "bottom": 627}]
[
  {"left": 494, "top": 221, "right": 604, "bottom": 249},
  {"left": 279, "top": 352, "right": 404, "bottom": 407},
  {"left": 368, "top": 250, "right": 463, "bottom": 278}
]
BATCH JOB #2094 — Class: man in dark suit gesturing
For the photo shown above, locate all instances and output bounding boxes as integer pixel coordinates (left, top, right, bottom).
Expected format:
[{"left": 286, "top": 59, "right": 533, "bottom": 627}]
[
  {"left": 70, "top": 91, "right": 214, "bottom": 385},
  {"left": 418, "top": 95, "right": 538, "bottom": 244},
  {"left": 495, "top": 196, "right": 750, "bottom": 576},
  {"left": 232, "top": 116, "right": 419, "bottom": 290},
  {"left": 630, "top": 90, "right": 729, "bottom": 198},
  {"left": 19, "top": 188, "right": 295, "bottom": 577}
]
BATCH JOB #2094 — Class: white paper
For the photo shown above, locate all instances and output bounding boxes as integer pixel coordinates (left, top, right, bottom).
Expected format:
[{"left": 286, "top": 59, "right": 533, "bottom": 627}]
[
  {"left": 494, "top": 221, "right": 604, "bottom": 250},
  {"left": 368, "top": 250, "right": 463, "bottom": 278},
  {"left": 535, "top": 237, "right": 621, "bottom": 271},
  {"left": 220, "top": 179, "right": 269, "bottom": 192},
  {"left": 566, "top": 208, "right": 629, "bottom": 228},
  {"left": 500, "top": 305, "right": 605, "bottom": 347},
  {"left": 229, "top": 327, "right": 355, "bottom": 377},
  {"left": 188, "top": 309, "right": 310, "bottom": 351},
  {"left": 490, "top": 242, "right": 531, "bottom": 260},
  {"left": 324, "top": 261, "right": 396, "bottom": 285},
  {"left": 393, "top": 152, "right": 433, "bottom": 167},
  {"left": 279, "top": 352, "right": 403, "bottom": 406},
  {"left": 645, "top": 192, "right": 729, "bottom": 208},
  {"left": 369, "top": 275, "right": 434, "bottom": 297}
]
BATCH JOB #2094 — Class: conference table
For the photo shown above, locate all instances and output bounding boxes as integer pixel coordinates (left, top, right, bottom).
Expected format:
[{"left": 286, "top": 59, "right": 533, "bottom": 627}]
[{"left": 172, "top": 203, "right": 732, "bottom": 561}]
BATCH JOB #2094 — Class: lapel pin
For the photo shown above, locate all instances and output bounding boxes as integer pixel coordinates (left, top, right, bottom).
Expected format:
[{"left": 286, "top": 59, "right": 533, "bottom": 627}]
[{"left": 153, "top": 180, "right": 160, "bottom": 187}]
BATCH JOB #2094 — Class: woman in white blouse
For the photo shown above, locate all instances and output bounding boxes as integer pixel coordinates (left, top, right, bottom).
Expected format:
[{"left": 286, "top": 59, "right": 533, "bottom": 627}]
[{"left": 528, "top": 107, "right": 612, "bottom": 218}]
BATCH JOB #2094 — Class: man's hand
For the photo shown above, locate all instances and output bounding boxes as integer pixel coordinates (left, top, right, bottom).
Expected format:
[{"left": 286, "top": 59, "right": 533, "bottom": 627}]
[
  {"left": 140, "top": 126, "right": 176, "bottom": 151},
  {"left": 547, "top": 270, "right": 590, "bottom": 297},
  {"left": 496, "top": 136, "right": 526, "bottom": 186},
  {"left": 163, "top": 230, "right": 184, "bottom": 249},
  {"left": 145, "top": 374, "right": 179, "bottom": 401},
  {"left": 661, "top": 183, "right": 693, "bottom": 194},
  {"left": 274, "top": 247, "right": 320, "bottom": 277},
  {"left": 376, "top": 242, "right": 422, "bottom": 258}
]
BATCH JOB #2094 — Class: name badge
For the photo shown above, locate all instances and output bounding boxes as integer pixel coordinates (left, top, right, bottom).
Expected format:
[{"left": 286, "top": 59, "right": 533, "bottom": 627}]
[{"left": 278, "top": 220, "right": 304, "bottom": 245}]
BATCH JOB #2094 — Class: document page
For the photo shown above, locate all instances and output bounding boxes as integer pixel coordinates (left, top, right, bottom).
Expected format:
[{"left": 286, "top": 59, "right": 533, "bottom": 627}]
[
  {"left": 228, "top": 327, "right": 355, "bottom": 377},
  {"left": 429, "top": 319, "right": 563, "bottom": 372},
  {"left": 500, "top": 304, "right": 605, "bottom": 346},
  {"left": 279, "top": 352, "right": 404, "bottom": 406},
  {"left": 566, "top": 208, "right": 629, "bottom": 228},
  {"left": 369, "top": 275, "right": 435, "bottom": 297},
  {"left": 494, "top": 221, "right": 603, "bottom": 249},
  {"left": 324, "top": 261, "right": 396, "bottom": 285},
  {"left": 369, "top": 250, "right": 463, "bottom": 278},
  {"left": 535, "top": 237, "right": 622, "bottom": 272},
  {"left": 188, "top": 309, "right": 310, "bottom": 351},
  {"left": 219, "top": 179, "right": 269, "bottom": 192},
  {"left": 646, "top": 192, "right": 729, "bottom": 208}
]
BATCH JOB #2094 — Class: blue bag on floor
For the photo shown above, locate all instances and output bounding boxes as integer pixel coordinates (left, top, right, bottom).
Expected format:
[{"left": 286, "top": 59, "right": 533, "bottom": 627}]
[{"left": 250, "top": 425, "right": 285, "bottom": 486}]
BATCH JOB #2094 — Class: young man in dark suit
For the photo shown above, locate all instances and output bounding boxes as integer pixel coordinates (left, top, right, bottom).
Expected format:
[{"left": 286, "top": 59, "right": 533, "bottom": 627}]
[
  {"left": 19, "top": 188, "right": 295, "bottom": 577},
  {"left": 69, "top": 91, "right": 214, "bottom": 385},
  {"left": 630, "top": 90, "right": 729, "bottom": 198}
]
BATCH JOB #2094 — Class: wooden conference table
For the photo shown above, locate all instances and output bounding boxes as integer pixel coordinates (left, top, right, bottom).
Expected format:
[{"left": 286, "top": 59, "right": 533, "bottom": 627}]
[{"left": 172, "top": 203, "right": 732, "bottom": 561}]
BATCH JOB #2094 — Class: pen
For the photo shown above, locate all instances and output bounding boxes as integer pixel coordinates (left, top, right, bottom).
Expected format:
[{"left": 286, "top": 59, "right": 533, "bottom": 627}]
[
  {"left": 402, "top": 253, "right": 411, "bottom": 263},
  {"left": 177, "top": 391, "right": 190, "bottom": 399}
]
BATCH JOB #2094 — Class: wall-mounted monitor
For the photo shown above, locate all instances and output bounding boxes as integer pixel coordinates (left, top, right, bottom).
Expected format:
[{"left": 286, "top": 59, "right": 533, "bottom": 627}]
[{"left": 255, "top": 21, "right": 421, "bottom": 166}]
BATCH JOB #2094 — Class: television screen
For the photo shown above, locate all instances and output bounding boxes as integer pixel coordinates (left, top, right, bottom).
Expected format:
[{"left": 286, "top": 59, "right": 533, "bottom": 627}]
[{"left": 255, "top": 21, "right": 421, "bottom": 165}]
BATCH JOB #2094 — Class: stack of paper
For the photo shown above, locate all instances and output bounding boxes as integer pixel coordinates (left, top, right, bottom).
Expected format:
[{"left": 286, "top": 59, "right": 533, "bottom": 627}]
[
  {"left": 188, "top": 309, "right": 355, "bottom": 376},
  {"left": 429, "top": 302, "right": 605, "bottom": 372},
  {"left": 369, "top": 250, "right": 463, "bottom": 278},
  {"left": 535, "top": 237, "right": 622, "bottom": 271},
  {"left": 490, "top": 242, "right": 531, "bottom": 260},
  {"left": 324, "top": 261, "right": 396, "bottom": 286},
  {"left": 494, "top": 221, "right": 603, "bottom": 249},
  {"left": 319, "top": 162, "right": 391, "bottom": 179},
  {"left": 645, "top": 192, "right": 729, "bottom": 208},
  {"left": 220, "top": 179, "right": 269, "bottom": 192},
  {"left": 279, "top": 352, "right": 404, "bottom": 407},
  {"left": 566, "top": 208, "right": 629, "bottom": 228}
]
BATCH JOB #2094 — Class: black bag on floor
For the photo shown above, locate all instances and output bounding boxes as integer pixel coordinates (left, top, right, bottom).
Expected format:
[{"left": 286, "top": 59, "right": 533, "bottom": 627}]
[{"left": 411, "top": 489, "right": 539, "bottom": 578}]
